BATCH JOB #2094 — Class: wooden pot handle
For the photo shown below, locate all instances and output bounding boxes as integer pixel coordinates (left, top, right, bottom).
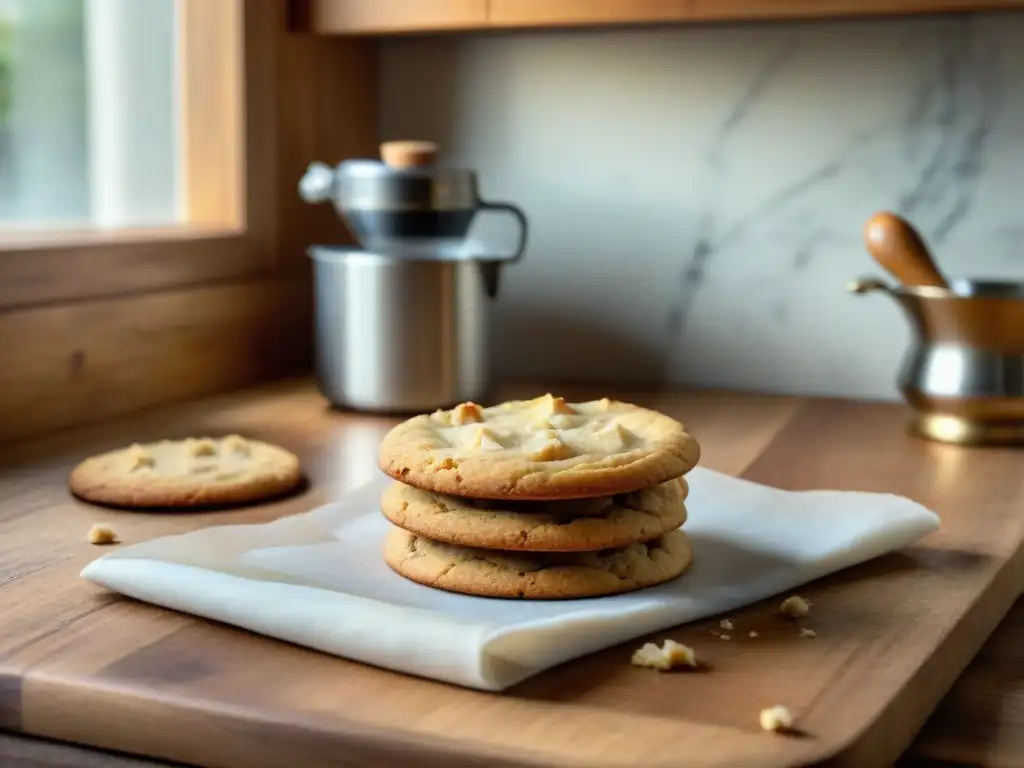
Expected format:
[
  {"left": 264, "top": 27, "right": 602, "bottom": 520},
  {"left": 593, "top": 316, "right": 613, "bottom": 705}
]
[{"left": 863, "top": 212, "right": 949, "bottom": 289}]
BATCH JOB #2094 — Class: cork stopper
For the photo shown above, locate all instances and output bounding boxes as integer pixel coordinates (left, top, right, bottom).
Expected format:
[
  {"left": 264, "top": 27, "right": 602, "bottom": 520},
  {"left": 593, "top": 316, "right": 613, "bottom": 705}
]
[{"left": 380, "top": 140, "right": 438, "bottom": 169}]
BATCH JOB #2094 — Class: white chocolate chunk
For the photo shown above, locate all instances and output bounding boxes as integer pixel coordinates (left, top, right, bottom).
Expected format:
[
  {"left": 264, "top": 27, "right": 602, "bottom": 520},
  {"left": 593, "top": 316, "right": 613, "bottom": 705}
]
[
  {"left": 535, "top": 393, "right": 576, "bottom": 417},
  {"left": 469, "top": 427, "right": 504, "bottom": 451},
  {"left": 451, "top": 402, "right": 484, "bottom": 426}
]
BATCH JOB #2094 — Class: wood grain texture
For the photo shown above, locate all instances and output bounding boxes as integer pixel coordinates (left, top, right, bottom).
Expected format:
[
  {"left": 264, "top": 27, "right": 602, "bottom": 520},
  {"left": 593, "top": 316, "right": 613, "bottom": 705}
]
[
  {"left": 273, "top": 5, "right": 378, "bottom": 270},
  {"left": 302, "top": 0, "right": 1024, "bottom": 34},
  {"left": 0, "top": 279, "right": 311, "bottom": 445},
  {"left": 0, "top": 732, "right": 180, "bottom": 768},
  {"left": 908, "top": 597, "right": 1024, "bottom": 768},
  {"left": 489, "top": 0, "right": 1024, "bottom": 28},
  {"left": 0, "top": 381, "right": 1020, "bottom": 768},
  {"left": 296, "top": 0, "right": 488, "bottom": 34}
]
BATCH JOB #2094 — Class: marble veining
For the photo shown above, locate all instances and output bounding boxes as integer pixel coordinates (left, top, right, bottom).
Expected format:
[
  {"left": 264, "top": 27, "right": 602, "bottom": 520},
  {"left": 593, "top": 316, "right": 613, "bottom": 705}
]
[{"left": 380, "top": 13, "right": 1024, "bottom": 400}]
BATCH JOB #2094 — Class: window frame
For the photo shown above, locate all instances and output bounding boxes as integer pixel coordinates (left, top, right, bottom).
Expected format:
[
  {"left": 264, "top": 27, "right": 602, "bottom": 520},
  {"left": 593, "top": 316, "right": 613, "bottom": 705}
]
[{"left": 0, "top": 0, "right": 277, "bottom": 311}]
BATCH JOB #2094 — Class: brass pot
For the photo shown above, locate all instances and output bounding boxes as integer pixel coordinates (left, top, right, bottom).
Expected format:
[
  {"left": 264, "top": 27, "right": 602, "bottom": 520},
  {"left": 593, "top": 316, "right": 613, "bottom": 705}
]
[{"left": 848, "top": 277, "right": 1024, "bottom": 445}]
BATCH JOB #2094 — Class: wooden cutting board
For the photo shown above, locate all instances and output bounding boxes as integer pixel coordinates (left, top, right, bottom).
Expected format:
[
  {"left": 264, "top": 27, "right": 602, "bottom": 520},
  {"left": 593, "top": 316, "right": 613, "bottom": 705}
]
[{"left": 0, "top": 381, "right": 1021, "bottom": 768}]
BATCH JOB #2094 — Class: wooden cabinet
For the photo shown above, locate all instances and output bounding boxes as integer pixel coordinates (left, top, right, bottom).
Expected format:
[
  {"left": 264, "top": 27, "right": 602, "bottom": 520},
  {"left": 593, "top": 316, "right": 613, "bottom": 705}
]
[
  {"left": 294, "top": 0, "right": 488, "bottom": 34},
  {"left": 300, "top": 0, "right": 1024, "bottom": 35},
  {"left": 490, "top": 0, "right": 1024, "bottom": 28}
]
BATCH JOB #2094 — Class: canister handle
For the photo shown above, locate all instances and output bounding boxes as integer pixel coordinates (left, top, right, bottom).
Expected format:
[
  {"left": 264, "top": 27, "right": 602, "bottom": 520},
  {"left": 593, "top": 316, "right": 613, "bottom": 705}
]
[
  {"left": 846, "top": 276, "right": 895, "bottom": 296},
  {"left": 478, "top": 200, "right": 529, "bottom": 263},
  {"left": 299, "top": 161, "right": 336, "bottom": 204}
]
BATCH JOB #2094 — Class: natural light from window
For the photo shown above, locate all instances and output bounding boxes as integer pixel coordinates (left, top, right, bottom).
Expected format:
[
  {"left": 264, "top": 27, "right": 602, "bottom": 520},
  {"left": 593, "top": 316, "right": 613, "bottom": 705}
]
[{"left": 0, "top": 0, "right": 178, "bottom": 231}]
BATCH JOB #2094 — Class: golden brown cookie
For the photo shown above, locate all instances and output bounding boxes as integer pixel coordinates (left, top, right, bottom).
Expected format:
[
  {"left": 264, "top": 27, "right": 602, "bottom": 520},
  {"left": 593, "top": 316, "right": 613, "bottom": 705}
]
[
  {"left": 377, "top": 394, "right": 700, "bottom": 500},
  {"left": 381, "top": 477, "right": 687, "bottom": 552},
  {"left": 384, "top": 526, "right": 693, "bottom": 600},
  {"left": 69, "top": 436, "right": 303, "bottom": 509}
]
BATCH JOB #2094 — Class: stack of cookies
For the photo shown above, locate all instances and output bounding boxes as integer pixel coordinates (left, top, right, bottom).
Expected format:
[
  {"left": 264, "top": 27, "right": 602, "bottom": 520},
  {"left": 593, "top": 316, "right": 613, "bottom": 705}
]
[{"left": 376, "top": 394, "right": 701, "bottom": 600}]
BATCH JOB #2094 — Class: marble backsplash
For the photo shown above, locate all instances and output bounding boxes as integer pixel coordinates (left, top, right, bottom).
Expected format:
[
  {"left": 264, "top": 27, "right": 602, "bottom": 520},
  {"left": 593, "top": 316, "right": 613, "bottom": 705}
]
[{"left": 379, "top": 13, "right": 1024, "bottom": 400}]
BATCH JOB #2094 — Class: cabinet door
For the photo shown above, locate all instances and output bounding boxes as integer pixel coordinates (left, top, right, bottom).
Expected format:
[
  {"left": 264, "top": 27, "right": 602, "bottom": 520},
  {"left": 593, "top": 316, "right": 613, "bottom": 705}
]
[
  {"left": 303, "top": 0, "right": 488, "bottom": 34},
  {"left": 489, "top": 0, "right": 1024, "bottom": 28}
]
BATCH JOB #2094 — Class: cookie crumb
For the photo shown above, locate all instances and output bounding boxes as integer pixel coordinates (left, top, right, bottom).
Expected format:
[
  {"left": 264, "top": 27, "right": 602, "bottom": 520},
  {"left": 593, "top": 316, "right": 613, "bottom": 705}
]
[
  {"left": 88, "top": 523, "right": 119, "bottom": 546},
  {"left": 760, "top": 705, "right": 793, "bottom": 733},
  {"left": 631, "top": 639, "right": 697, "bottom": 671},
  {"left": 719, "top": 634, "right": 731, "bottom": 641},
  {"left": 749, "top": 631, "right": 759, "bottom": 638},
  {"left": 720, "top": 619, "right": 734, "bottom": 631},
  {"left": 780, "top": 595, "right": 811, "bottom": 619},
  {"left": 799, "top": 627, "right": 817, "bottom": 638}
]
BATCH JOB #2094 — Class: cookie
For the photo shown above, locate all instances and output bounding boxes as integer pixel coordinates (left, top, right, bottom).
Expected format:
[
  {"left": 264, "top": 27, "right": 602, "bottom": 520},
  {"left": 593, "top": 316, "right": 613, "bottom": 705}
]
[
  {"left": 69, "top": 436, "right": 303, "bottom": 509},
  {"left": 384, "top": 526, "right": 693, "bottom": 599},
  {"left": 381, "top": 477, "right": 688, "bottom": 552},
  {"left": 377, "top": 394, "right": 700, "bottom": 500}
]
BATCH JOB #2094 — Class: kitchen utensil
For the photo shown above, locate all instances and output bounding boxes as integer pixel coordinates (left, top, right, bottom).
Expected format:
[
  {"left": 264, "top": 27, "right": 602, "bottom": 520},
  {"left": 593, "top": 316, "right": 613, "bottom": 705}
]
[
  {"left": 309, "top": 246, "right": 493, "bottom": 413},
  {"left": 299, "top": 141, "right": 528, "bottom": 262},
  {"left": 863, "top": 211, "right": 949, "bottom": 288},
  {"left": 848, "top": 275, "right": 1024, "bottom": 444}
]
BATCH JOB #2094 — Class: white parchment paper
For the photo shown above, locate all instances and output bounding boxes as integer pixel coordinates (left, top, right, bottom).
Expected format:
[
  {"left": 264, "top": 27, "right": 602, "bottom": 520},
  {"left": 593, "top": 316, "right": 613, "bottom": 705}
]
[{"left": 81, "top": 467, "right": 939, "bottom": 691}]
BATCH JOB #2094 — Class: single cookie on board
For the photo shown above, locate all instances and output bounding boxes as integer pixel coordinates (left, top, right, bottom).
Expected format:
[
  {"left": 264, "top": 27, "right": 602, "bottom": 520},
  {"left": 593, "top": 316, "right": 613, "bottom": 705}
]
[
  {"left": 377, "top": 394, "right": 700, "bottom": 500},
  {"left": 381, "top": 476, "right": 688, "bottom": 552},
  {"left": 384, "top": 526, "right": 693, "bottom": 599},
  {"left": 69, "top": 436, "right": 303, "bottom": 509}
]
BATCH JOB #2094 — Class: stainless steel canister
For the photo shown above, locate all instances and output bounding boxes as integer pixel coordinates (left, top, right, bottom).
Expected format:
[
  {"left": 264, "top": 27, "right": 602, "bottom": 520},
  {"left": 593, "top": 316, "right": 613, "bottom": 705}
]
[{"left": 309, "top": 246, "right": 493, "bottom": 413}]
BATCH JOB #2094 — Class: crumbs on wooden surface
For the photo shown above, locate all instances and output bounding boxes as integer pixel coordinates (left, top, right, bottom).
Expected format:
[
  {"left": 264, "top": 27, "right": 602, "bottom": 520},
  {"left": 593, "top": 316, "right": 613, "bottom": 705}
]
[
  {"left": 748, "top": 631, "right": 759, "bottom": 638},
  {"left": 719, "top": 618, "right": 734, "bottom": 631},
  {"left": 631, "top": 639, "right": 697, "bottom": 671},
  {"left": 760, "top": 705, "right": 793, "bottom": 733},
  {"left": 780, "top": 595, "right": 811, "bottom": 619},
  {"left": 799, "top": 627, "right": 817, "bottom": 638},
  {"left": 87, "top": 523, "right": 119, "bottom": 545}
]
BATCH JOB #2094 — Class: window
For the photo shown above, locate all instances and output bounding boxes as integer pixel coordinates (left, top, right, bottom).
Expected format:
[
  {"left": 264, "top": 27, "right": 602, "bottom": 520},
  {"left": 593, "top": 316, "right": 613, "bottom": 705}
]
[
  {"left": 0, "top": 0, "right": 177, "bottom": 229},
  {"left": 0, "top": 0, "right": 269, "bottom": 310}
]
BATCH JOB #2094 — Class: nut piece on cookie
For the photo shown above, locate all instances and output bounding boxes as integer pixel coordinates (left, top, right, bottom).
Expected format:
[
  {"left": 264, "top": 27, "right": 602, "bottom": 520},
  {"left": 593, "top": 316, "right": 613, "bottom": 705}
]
[
  {"left": 87, "top": 523, "right": 119, "bottom": 545},
  {"left": 127, "top": 444, "right": 155, "bottom": 471},
  {"left": 759, "top": 705, "right": 793, "bottom": 733},
  {"left": 451, "top": 401, "right": 484, "bottom": 426},
  {"left": 222, "top": 434, "right": 251, "bottom": 456},
  {"left": 468, "top": 427, "right": 503, "bottom": 451},
  {"left": 187, "top": 438, "right": 218, "bottom": 457},
  {"left": 631, "top": 639, "right": 696, "bottom": 671},
  {"left": 596, "top": 397, "right": 613, "bottom": 411},
  {"left": 780, "top": 595, "right": 811, "bottom": 619}
]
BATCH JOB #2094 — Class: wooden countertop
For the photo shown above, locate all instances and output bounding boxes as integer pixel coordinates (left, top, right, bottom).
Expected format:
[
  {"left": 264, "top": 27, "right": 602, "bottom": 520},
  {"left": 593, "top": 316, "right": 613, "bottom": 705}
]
[{"left": 0, "top": 379, "right": 1020, "bottom": 768}]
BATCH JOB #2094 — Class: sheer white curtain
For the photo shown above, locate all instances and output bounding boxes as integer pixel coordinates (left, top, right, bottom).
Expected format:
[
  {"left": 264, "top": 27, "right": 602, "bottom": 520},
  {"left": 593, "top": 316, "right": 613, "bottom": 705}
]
[{"left": 0, "top": 0, "right": 177, "bottom": 228}]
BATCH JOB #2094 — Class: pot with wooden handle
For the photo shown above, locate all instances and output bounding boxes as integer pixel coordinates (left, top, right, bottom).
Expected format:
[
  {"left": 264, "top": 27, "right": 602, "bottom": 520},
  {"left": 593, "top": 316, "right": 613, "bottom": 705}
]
[{"left": 848, "top": 211, "right": 1024, "bottom": 445}]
